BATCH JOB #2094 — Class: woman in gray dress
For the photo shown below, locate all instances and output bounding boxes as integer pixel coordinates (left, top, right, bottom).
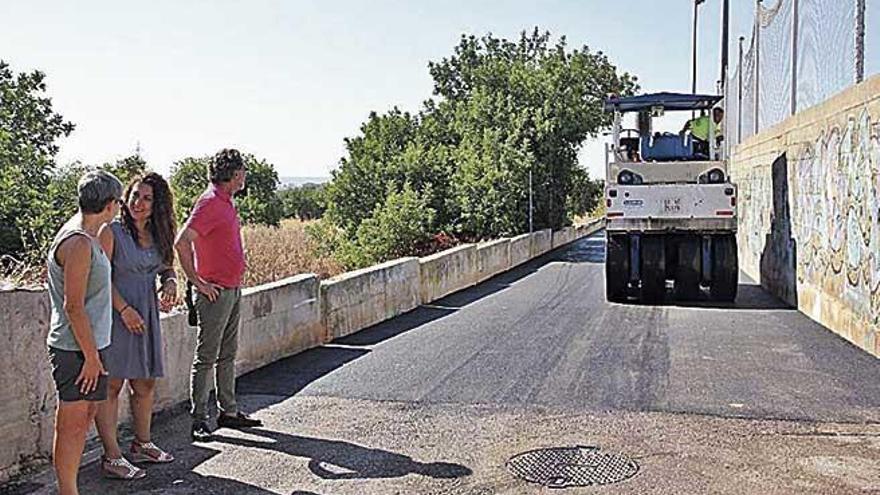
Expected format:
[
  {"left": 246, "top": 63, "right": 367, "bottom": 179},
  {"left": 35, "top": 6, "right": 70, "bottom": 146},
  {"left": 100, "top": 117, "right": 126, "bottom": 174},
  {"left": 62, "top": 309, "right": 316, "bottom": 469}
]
[{"left": 95, "top": 172, "right": 177, "bottom": 479}]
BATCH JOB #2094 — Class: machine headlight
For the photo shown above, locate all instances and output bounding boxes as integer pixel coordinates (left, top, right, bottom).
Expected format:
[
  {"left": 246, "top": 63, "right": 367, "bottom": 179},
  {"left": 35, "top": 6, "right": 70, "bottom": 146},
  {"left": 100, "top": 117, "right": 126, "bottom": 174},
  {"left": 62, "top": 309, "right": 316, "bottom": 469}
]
[
  {"left": 617, "top": 170, "right": 643, "bottom": 185},
  {"left": 706, "top": 168, "right": 725, "bottom": 184}
]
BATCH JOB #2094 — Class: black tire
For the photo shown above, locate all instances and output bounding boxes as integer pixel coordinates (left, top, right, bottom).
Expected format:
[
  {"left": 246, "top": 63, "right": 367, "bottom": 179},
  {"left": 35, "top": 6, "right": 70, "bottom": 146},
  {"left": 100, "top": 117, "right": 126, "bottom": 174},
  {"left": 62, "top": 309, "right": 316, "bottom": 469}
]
[
  {"left": 640, "top": 236, "right": 666, "bottom": 303},
  {"left": 710, "top": 234, "right": 738, "bottom": 302},
  {"left": 606, "top": 234, "right": 630, "bottom": 302},
  {"left": 674, "top": 237, "right": 702, "bottom": 300}
]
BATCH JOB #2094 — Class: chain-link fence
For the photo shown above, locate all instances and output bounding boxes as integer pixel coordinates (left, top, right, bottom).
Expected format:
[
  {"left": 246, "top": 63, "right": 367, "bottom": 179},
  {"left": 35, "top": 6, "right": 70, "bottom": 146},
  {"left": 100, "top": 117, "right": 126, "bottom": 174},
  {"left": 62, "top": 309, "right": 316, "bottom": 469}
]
[{"left": 726, "top": 0, "right": 870, "bottom": 151}]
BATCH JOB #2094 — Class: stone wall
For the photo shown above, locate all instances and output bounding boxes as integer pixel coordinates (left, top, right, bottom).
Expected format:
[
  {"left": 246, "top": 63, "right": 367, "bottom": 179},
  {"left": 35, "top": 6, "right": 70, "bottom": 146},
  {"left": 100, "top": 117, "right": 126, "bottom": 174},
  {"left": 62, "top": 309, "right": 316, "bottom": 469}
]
[{"left": 731, "top": 75, "right": 880, "bottom": 358}]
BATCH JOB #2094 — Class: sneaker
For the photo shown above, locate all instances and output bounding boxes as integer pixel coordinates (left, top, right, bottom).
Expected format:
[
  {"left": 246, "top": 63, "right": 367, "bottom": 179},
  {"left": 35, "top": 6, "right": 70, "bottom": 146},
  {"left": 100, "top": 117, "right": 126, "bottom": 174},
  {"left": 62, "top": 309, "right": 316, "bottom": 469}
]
[
  {"left": 130, "top": 441, "right": 174, "bottom": 463},
  {"left": 102, "top": 456, "right": 147, "bottom": 480},
  {"left": 216, "top": 412, "right": 263, "bottom": 429},
  {"left": 191, "top": 421, "right": 213, "bottom": 442}
]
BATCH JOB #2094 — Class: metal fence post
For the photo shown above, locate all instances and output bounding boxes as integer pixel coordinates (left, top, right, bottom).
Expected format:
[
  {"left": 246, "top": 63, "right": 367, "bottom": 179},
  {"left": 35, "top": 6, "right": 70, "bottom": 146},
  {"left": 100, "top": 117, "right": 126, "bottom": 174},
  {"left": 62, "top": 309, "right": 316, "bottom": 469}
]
[
  {"left": 754, "top": 0, "right": 762, "bottom": 135},
  {"left": 791, "top": 0, "right": 799, "bottom": 115},
  {"left": 855, "top": 0, "right": 865, "bottom": 83},
  {"left": 738, "top": 36, "right": 744, "bottom": 144}
]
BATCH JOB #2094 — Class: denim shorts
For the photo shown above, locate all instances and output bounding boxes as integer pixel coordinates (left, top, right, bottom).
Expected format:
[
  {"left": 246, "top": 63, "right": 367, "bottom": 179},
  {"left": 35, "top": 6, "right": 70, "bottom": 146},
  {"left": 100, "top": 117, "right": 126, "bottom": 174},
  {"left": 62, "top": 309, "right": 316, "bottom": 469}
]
[{"left": 47, "top": 347, "right": 109, "bottom": 402}]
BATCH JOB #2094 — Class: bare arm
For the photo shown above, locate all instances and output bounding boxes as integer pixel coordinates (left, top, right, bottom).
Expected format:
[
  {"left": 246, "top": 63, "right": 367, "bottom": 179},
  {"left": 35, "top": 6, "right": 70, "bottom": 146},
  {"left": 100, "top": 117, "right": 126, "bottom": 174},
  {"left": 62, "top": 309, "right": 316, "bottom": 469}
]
[
  {"left": 174, "top": 226, "right": 219, "bottom": 301},
  {"left": 97, "top": 224, "right": 145, "bottom": 333},
  {"left": 57, "top": 235, "right": 106, "bottom": 393}
]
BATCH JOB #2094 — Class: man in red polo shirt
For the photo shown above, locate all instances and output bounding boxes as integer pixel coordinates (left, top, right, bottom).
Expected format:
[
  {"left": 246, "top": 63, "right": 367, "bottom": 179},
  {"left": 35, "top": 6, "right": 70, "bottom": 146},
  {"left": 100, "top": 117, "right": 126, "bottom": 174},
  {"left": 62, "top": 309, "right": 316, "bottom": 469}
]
[{"left": 174, "top": 148, "right": 262, "bottom": 442}]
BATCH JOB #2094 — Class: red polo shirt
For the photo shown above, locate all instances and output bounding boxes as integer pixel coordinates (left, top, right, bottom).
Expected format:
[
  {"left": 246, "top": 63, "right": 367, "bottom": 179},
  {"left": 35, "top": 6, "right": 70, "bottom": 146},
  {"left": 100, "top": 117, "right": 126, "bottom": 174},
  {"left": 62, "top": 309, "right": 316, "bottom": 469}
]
[{"left": 187, "top": 184, "right": 245, "bottom": 288}]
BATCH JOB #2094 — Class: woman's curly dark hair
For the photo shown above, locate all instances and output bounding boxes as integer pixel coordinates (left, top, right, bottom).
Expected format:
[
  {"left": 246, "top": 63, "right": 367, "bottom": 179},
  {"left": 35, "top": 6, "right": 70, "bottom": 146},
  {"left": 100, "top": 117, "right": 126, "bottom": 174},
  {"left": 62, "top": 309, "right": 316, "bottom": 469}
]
[{"left": 121, "top": 172, "right": 177, "bottom": 267}]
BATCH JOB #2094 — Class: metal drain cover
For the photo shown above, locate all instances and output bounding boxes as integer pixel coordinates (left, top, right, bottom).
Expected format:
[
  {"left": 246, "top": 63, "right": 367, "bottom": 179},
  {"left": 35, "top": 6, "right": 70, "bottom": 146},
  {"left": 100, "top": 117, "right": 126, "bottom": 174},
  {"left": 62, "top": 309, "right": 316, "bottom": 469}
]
[{"left": 507, "top": 445, "right": 639, "bottom": 488}]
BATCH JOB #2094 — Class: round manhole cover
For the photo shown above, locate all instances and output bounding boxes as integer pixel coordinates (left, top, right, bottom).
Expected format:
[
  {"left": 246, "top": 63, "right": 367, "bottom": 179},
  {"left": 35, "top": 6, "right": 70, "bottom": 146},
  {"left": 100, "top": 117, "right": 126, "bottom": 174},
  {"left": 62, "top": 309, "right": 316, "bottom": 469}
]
[{"left": 506, "top": 445, "right": 639, "bottom": 488}]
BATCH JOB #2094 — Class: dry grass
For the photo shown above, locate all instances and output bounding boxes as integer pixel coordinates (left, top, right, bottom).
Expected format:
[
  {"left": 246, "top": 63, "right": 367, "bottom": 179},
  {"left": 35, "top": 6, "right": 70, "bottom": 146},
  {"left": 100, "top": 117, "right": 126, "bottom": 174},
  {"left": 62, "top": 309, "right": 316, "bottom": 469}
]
[
  {"left": 240, "top": 219, "right": 344, "bottom": 286},
  {"left": 3, "top": 219, "right": 342, "bottom": 290}
]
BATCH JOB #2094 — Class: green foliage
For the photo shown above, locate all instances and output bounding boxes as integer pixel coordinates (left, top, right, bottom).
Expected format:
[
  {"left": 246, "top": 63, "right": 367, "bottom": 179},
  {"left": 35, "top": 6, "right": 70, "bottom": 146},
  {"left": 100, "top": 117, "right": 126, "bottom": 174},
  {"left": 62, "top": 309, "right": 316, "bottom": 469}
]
[
  {"left": 170, "top": 153, "right": 283, "bottom": 227},
  {"left": 307, "top": 184, "right": 436, "bottom": 270},
  {"left": 0, "top": 60, "right": 75, "bottom": 263},
  {"left": 169, "top": 156, "right": 208, "bottom": 223},
  {"left": 566, "top": 168, "right": 603, "bottom": 219},
  {"left": 278, "top": 182, "right": 326, "bottom": 220},
  {"left": 346, "top": 183, "right": 436, "bottom": 268},
  {"left": 104, "top": 153, "right": 148, "bottom": 186},
  {"left": 325, "top": 29, "right": 635, "bottom": 260},
  {"left": 236, "top": 156, "right": 283, "bottom": 227}
]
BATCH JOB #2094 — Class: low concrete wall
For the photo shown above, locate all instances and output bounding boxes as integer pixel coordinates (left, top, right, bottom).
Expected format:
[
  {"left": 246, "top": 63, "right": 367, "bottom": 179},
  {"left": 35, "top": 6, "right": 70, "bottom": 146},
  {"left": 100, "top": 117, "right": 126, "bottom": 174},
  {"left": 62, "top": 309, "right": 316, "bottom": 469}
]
[
  {"left": 509, "top": 234, "right": 532, "bottom": 267},
  {"left": 238, "top": 274, "right": 323, "bottom": 375},
  {"left": 321, "top": 257, "right": 420, "bottom": 341},
  {"left": 0, "top": 289, "right": 53, "bottom": 484},
  {"left": 476, "top": 238, "right": 511, "bottom": 282},
  {"left": 531, "top": 229, "right": 552, "bottom": 257},
  {"left": 731, "top": 75, "right": 880, "bottom": 358},
  {"left": 552, "top": 227, "right": 575, "bottom": 249},
  {"left": 419, "top": 244, "right": 478, "bottom": 304},
  {"left": 0, "top": 273, "right": 323, "bottom": 483}
]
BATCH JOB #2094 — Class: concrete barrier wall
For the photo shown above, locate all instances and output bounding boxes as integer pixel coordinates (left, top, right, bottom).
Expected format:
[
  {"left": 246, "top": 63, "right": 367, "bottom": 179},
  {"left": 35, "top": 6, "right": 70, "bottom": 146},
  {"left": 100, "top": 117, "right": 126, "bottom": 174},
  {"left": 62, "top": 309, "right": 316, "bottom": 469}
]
[
  {"left": 238, "top": 274, "right": 323, "bottom": 375},
  {"left": 509, "top": 234, "right": 532, "bottom": 267},
  {"left": 321, "top": 257, "right": 420, "bottom": 341},
  {"left": 730, "top": 75, "right": 880, "bottom": 358},
  {"left": 419, "top": 244, "right": 478, "bottom": 304},
  {"left": 476, "top": 238, "right": 511, "bottom": 282},
  {"left": 0, "top": 273, "right": 323, "bottom": 483},
  {"left": 0, "top": 289, "right": 54, "bottom": 484},
  {"left": 0, "top": 219, "right": 600, "bottom": 481},
  {"left": 552, "top": 227, "right": 575, "bottom": 249},
  {"left": 531, "top": 228, "right": 552, "bottom": 257}
]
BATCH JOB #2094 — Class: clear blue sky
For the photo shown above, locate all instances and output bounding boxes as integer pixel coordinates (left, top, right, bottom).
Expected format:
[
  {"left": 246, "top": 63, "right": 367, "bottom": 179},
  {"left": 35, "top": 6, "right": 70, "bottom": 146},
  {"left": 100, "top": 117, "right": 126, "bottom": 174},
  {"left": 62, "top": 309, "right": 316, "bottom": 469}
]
[{"left": 1, "top": 1, "right": 872, "bottom": 181}]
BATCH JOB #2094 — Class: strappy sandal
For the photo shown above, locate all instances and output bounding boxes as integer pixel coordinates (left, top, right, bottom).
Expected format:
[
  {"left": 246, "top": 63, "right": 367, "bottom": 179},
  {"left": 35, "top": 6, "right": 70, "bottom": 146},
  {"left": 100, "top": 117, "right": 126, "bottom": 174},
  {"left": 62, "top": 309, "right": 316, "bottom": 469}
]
[
  {"left": 130, "top": 441, "right": 175, "bottom": 463},
  {"left": 102, "top": 456, "right": 147, "bottom": 479}
]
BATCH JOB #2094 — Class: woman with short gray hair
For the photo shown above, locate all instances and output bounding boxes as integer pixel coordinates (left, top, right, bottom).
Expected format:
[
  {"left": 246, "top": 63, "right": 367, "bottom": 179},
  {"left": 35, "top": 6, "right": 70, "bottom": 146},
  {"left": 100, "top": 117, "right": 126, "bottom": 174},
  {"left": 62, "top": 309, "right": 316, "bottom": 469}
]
[{"left": 46, "top": 170, "right": 123, "bottom": 495}]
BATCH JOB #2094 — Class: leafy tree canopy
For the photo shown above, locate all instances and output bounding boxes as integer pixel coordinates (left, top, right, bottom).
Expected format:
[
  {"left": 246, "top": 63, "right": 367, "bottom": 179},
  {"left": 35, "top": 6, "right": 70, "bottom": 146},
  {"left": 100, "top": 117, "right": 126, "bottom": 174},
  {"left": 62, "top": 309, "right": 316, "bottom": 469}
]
[{"left": 325, "top": 29, "right": 636, "bottom": 255}]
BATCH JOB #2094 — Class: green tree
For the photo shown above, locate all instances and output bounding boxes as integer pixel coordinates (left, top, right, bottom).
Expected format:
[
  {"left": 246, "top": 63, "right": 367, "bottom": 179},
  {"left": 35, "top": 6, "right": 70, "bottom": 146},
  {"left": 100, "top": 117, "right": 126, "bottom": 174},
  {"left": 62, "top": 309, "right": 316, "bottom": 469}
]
[
  {"left": 170, "top": 153, "right": 283, "bottom": 226},
  {"left": 429, "top": 29, "right": 637, "bottom": 233},
  {"left": 566, "top": 167, "right": 603, "bottom": 219},
  {"left": 104, "top": 153, "right": 148, "bottom": 186},
  {"left": 0, "top": 61, "right": 75, "bottom": 262},
  {"left": 324, "top": 29, "right": 636, "bottom": 257},
  {"left": 324, "top": 108, "right": 422, "bottom": 232},
  {"left": 340, "top": 183, "right": 436, "bottom": 268},
  {"left": 279, "top": 182, "right": 326, "bottom": 220},
  {"left": 169, "top": 156, "right": 209, "bottom": 223}
]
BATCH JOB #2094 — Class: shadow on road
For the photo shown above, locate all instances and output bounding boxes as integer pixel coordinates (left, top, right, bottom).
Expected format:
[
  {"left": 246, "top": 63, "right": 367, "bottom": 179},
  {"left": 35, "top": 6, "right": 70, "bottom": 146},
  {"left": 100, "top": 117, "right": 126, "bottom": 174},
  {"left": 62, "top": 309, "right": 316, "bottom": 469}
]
[
  {"left": 554, "top": 233, "right": 605, "bottom": 264},
  {"left": 73, "top": 432, "right": 282, "bottom": 494},
  {"left": 667, "top": 282, "right": 793, "bottom": 310},
  {"left": 212, "top": 429, "right": 471, "bottom": 481}
]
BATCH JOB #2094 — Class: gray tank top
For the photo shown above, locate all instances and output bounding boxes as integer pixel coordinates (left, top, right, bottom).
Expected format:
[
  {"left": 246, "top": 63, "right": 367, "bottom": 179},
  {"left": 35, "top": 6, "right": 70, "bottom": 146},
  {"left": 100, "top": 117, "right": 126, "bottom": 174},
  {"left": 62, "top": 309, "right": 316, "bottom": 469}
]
[{"left": 46, "top": 224, "right": 113, "bottom": 351}]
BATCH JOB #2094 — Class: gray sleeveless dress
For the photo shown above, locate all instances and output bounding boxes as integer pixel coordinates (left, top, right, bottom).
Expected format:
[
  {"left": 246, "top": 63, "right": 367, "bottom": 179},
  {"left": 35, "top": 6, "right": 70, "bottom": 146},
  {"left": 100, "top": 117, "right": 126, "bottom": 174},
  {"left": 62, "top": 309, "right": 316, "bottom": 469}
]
[{"left": 103, "top": 221, "right": 168, "bottom": 378}]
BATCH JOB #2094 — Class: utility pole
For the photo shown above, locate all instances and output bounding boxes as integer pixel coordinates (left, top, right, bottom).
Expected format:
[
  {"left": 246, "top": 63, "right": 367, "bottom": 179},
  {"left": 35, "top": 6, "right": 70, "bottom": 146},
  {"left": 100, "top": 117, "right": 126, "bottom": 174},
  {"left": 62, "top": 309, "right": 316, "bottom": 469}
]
[
  {"left": 720, "top": 0, "right": 730, "bottom": 93},
  {"left": 738, "top": 36, "right": 744, "bottom": 143},
  {"left": 528, "top": 169, "right": 534, "bottom": 233},
  {"left": 692, "top": 0, "right": 705, "bottom": 94}
]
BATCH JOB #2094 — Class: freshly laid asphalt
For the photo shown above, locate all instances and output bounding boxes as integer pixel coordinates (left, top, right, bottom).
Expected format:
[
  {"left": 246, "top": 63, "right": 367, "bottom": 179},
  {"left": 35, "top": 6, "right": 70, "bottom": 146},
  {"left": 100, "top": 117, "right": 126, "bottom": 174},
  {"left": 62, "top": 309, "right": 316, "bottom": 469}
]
[{"left": 9, "top": 231, "right": 880, "bottom": 494}]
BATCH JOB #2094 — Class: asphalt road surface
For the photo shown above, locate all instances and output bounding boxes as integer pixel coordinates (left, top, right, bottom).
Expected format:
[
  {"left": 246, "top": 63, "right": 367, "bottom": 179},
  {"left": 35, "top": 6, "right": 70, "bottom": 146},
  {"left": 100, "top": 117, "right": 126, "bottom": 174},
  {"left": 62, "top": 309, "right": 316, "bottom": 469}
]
[{"left": 10, "top": 231, "right": 880, "bottom": 494}]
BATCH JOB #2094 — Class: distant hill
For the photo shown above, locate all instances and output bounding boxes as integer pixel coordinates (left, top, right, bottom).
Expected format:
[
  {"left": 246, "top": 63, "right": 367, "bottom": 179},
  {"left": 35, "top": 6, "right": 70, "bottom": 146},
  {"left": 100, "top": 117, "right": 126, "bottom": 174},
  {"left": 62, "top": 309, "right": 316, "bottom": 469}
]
[{"left": 279, "top": 176, "right": 330, "bottom": 189}]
